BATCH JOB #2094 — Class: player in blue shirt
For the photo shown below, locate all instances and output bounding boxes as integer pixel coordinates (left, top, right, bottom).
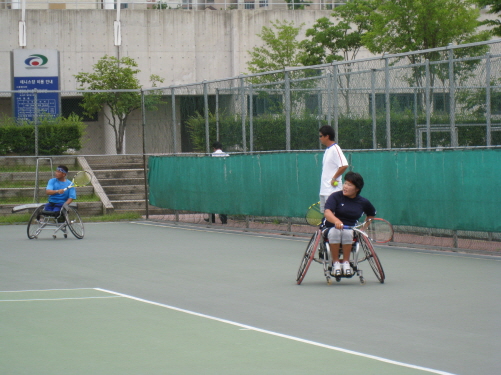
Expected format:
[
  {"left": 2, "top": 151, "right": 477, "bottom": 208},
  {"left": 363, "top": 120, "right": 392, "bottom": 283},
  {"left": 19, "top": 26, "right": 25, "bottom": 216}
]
[
  {"left": 324, "top": 172, "right": 376, "bottom": 277},
  {"left": 45, "top": 165, "right": 76, "bottom": 212}
]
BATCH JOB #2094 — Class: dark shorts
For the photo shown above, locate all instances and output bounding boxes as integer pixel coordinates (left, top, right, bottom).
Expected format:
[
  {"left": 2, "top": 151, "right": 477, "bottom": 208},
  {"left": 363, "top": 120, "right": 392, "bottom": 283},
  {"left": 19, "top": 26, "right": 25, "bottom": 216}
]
[{"left": 44, "top": 202, "right": 63, "bottom": 212}]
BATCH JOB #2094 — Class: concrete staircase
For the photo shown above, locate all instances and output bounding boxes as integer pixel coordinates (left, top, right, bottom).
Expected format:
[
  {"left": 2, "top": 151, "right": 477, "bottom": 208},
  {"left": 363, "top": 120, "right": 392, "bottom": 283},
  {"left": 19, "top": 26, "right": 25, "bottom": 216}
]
[
  {"left": 0, "top": 155, "right": 170, "bottom": 217},
  {"left": 84, "top": 155, "right": 168, "bottom": 215}
]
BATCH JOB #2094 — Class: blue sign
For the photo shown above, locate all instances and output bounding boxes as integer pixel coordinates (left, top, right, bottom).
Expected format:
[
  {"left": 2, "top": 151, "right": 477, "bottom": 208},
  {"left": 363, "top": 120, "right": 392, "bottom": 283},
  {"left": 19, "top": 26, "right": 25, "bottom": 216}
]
[
  {"left": 12, "top": 50, "right": 60, "bottom": 122},
  {"left": 13, "top": 77, "right": 60, "bottom": 121}
]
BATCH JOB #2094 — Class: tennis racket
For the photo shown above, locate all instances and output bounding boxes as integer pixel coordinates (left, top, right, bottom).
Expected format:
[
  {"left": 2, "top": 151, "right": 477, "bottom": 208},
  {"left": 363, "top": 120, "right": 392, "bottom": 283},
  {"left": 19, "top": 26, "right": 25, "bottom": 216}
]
[
  {"left": 63, "top": 171, "right": 92, "bottom": 191},
  {"left": 305, "top": 201, "right": 323, "bottom": 226},
  {"left": 348, "top": 218, "right": 393, "bottom": 243}
]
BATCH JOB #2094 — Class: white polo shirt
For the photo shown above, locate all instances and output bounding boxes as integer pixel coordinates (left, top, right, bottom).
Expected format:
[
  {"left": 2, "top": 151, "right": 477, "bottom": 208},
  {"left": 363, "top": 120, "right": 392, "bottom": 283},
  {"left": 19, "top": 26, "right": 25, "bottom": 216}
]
[{"left": 320, "top": 143, "right": 348, "bottom": 196}]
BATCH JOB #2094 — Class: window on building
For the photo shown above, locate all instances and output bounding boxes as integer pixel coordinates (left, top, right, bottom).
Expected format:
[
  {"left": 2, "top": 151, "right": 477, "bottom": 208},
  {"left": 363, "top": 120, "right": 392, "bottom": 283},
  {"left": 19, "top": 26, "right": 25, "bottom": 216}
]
[
  {"left": 249, "top": 94, "right": 282, "bottom": 116},
  {"left": 244, "top": 1, "right": 255, "bottom": 9},
  {"left": 61, "top": 97, "right": 98, "bottom": 122}
]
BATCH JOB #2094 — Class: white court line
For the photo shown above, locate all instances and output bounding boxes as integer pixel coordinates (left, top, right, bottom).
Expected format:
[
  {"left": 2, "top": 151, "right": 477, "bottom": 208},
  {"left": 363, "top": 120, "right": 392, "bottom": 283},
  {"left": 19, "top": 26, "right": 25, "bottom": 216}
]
[
  {"left": 0, "top": 288, "right": 96, "bottom": 293},
  {"left": 129, "top": 221, "right": 308, "bottom": 243},
  {"left": 0, "top": 296, "right": 122, "bottom": 302},
  {"left": 95, "top": 287, "right": 456, "bottom": 375}
]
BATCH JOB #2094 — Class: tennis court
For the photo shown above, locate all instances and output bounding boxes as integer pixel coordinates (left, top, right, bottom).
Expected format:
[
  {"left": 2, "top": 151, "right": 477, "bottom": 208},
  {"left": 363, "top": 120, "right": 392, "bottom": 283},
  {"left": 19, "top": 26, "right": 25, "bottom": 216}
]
[{"left": 1, "top": 222, "right": 500, "bottom": 375}]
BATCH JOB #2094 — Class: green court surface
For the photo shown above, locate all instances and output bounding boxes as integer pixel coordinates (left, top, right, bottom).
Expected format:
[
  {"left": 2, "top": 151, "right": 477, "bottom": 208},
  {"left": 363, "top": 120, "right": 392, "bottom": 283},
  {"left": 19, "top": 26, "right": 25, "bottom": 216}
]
[{"left": 1, "top": 222, "right": 500, "bottom": 375}]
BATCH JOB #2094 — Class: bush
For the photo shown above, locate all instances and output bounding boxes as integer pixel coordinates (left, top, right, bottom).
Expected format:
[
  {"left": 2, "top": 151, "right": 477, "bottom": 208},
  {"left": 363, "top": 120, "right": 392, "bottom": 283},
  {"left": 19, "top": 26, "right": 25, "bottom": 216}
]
[
  {"left": 0, "top": 114, "right": 86, "bottom": 156},
  {"left": 186, "top": 111, "right": 496, "bottom": 152}
]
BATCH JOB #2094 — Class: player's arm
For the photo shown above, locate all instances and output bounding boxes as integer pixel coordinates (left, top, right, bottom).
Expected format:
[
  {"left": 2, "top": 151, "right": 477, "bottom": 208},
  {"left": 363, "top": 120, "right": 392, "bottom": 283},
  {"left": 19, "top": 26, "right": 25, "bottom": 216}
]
[
  {"left": 324, "top": 209, "right": 344, "bottom": 230},
  {"left": 46, "top": 179, "right": 63, "bottom": 196},
  {"left": 331, "top": 165, "right": 348, "bottom": 186}
]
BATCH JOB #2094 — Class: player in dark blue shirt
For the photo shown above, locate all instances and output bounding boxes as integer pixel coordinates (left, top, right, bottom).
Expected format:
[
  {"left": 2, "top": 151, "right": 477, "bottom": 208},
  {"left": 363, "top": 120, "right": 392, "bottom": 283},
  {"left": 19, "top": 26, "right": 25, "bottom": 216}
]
[{"left": 324, "top": 172, "right": 376, "bottom": 277}]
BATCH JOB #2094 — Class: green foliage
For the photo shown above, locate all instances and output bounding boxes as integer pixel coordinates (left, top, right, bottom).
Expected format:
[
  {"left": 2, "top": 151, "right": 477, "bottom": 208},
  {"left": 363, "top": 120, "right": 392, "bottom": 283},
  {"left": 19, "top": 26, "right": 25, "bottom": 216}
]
[
  {"left": 363, "top": 0, "right": 490, "bottom": 56},
  {"left": 247, "top": 20, "right": 305, "bottom": 83},
  {"left": 74, "top": 55, "right": 164, "bottom": 154},
  {"left": 477, "top": 0, "right": 501, "bottom": 36},
  {"left": 0, "top": 114, "right": 86, "bottom": 156},
  {"left": 185, "top": 112, "right": 324, "bottom": 152},
  {"left": 186, "top": 111, "right": 498, "bottom": 152},
  {"left": 300, "top": 0, "right": 375, "bottom": 65}
]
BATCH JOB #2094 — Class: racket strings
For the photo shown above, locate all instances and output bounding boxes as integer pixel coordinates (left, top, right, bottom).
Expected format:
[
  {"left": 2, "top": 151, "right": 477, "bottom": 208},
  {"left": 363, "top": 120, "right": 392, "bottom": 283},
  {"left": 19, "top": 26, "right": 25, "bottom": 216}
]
[
  {"left": 73, "top": 172, "right": 92, "bottom": 186},
  {"left": 366, "top": 220, "right": 393, "bottom": 242}
]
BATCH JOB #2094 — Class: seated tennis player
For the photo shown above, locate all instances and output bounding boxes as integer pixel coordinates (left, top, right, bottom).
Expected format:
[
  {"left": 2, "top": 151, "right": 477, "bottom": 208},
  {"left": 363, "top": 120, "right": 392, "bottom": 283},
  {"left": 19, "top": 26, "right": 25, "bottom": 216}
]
[
  {"left": 323, "top": 171, "right": 376, "bottom": 277},
  {"left": 44, "top": 165, "right": 76, "bottom": 212}
]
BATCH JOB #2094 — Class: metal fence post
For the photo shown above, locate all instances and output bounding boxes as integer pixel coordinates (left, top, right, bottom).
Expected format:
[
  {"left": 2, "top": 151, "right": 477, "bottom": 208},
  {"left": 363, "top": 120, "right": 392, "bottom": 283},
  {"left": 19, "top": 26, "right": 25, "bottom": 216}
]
[
  {"left": 485, "top": 53, "right": 492, "bottom": 146},
  {"left": 327, "top": 70, "right": 332, "bottom": 129},
  {"left": 425, "top": 59, "right": 431, "bottom": 149},
  {"left": 249, "top": 85, "right": 254, "bottom": 152},
  {"left": 34, "top": 89, "right": 39, "bottom": 157},
  {"left": 171, "top": 88, "right": 177, "bottom": 153},
  {"left": 204, "top": 81, "right": 210, "bottom": 154},
  {"left": 240, "top": 77, "right": 247, "bottom": 153},
  {"left": 284, "top": 70, "right": 291, "bottom": 150},
  {"left": 371, "top": 69, "right": 377, "bottom": 149},
  {"left": 384, "top": 57, "right": 391, "bottom": 149},
  {"left": 448, "top": 45, "right": 458, "bottom": 147},
  {"left": 141, "top": 89, "right": 149, "bottom": 219},
  {"left": 333, "top": 65, "right": 339, "bottom": 143},
  {"left": 216, "top": 88, "right": 220, "bottom": 141}
]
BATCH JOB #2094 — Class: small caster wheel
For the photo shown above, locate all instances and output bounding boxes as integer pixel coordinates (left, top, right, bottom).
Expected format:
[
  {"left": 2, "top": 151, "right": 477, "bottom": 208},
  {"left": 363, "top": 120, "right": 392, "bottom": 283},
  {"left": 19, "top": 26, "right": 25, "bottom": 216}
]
[
  {"left": 64, "top": 234, "right": 67, "bottom": 238},
  {"left": 360, "top": 277, "right": 366, "bottom": 285},
  {"left": 335, "top": 277, "right": 341, "bottom": 282},
  {"left": 326, "top": 278, "right": 332, "bottom": 285},
  {"left": 53, "top": 235, "right": 56, "bottom": 239}
]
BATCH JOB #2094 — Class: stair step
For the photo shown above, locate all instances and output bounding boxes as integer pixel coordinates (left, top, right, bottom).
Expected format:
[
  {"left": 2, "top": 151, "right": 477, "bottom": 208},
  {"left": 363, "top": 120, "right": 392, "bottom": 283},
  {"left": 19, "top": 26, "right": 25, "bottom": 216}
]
[
  {"left": 92, "top": 169, "right": 144, "bottom": 179},
  {"left": 99, "top": 178, "right": 145, "bottom": 186},
  {"left": 107, "top": 193, "right": 146, "bottom": 201}
]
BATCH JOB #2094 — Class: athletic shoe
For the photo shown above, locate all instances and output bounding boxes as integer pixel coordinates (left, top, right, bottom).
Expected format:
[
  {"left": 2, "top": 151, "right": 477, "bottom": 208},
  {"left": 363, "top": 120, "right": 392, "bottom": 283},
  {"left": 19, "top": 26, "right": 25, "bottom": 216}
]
[
  {"left": 332, "top": 262, "right": 342, "bottom": 276},
  {"left": 342, "top": 261, "right": 353, "bottom": 276}
]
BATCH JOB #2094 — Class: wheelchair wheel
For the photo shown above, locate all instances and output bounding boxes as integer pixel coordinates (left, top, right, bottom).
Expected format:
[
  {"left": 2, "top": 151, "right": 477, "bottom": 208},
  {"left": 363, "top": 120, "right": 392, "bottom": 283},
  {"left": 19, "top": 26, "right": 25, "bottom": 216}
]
[
  {"left": 65, "top": 206, "right": 84, "bottom": 239},
  {"left": 356, "top": 231, "right": 385, "bottom": 283},
  {"left": 296, "top": 230, "right": 321, "bottom": 285},
  {"left": 27, "top": 205, "right": 45, "bottom": 239}
]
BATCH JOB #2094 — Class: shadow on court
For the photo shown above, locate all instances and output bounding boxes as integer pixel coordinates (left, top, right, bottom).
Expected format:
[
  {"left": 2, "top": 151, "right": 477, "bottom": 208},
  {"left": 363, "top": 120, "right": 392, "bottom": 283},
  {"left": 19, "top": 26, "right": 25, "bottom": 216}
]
[{"left": 1, "top": 222, "right": 500, "bottom": 375}]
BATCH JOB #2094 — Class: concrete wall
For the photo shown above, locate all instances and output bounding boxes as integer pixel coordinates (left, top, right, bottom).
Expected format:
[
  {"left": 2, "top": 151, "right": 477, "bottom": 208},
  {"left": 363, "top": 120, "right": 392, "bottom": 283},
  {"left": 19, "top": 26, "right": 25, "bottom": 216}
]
[{"left": 0, "top": 9, "right": 340, "bottom": 91}]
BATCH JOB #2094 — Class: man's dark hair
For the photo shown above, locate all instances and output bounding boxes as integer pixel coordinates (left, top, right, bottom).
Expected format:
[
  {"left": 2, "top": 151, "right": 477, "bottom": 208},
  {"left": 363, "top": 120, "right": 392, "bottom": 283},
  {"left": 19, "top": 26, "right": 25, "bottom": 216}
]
[
  {"left": 212, "top": 141, "right": 223, "bottom": 150},
  {"left": 58, "top": 165, "right": 69, "bottom": 174},
  {"left": 319, "top": 125, "right": 335, "bottom": 141},
  {"left": 344, "top": 171, "right": 364, "bottom": 194}
]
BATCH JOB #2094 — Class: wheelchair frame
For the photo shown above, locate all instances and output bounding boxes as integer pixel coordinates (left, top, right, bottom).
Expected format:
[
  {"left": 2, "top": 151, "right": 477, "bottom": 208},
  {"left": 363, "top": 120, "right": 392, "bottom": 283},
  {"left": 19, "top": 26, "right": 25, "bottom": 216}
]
[
  {"left": 13, "top": 203, "right": 84, "bottom": 240},
  {"left": 297, "top": 227, "right": 385, "bottom": 285}
]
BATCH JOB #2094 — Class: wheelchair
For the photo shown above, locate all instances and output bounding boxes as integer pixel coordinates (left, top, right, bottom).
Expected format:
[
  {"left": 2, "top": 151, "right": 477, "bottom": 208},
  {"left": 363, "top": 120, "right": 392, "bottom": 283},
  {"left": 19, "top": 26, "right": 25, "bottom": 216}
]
[
  {"left": 297, "top": 225, "right": 384, "bottom": 285},
  {"left": 14, "top": 203, "right": 84, "bottom": 240}
]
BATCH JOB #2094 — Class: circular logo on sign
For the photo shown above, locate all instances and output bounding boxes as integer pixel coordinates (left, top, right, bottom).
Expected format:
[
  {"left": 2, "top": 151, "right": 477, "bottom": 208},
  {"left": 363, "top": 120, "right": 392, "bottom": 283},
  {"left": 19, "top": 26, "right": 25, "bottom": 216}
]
[{"left": 25, "top": 54, "right": 48, "bottom": 67}]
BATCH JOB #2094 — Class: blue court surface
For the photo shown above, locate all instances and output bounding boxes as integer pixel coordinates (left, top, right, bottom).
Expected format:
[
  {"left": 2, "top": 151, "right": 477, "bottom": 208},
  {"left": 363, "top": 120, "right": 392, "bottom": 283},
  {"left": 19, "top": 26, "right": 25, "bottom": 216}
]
[{"left": 1, "top": 222, "right": 500, "bottom": 375}]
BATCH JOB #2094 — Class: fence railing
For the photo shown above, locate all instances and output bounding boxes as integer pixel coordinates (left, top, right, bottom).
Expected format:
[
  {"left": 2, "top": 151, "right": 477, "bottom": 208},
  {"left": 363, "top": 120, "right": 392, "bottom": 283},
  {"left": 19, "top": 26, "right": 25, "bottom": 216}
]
[{"left": 1, "top": 39, "right": 501, "bottom": 157}]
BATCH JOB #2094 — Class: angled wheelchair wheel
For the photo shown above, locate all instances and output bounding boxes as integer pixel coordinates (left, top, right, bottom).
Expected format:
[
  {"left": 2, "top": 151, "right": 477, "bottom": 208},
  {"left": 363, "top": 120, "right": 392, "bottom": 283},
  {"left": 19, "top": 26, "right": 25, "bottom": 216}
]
[
  {"left": 356, "top": 231, "right": 385, "bottom": 283},
  {"left": 297, "top": 229, "right": 321, "bottom": 285},
  {"left": 27, "top": 205, "right": 45, "bottom": 239},
  {"left": 65, "top": 206, "right": 84, "bottom": 239}
]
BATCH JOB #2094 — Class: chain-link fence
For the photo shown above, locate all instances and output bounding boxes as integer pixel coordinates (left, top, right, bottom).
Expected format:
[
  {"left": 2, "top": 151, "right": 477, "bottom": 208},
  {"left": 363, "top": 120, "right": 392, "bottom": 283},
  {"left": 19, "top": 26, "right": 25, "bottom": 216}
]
[{"left": 1, "top": 39, "right": 501, "bottom": 253}]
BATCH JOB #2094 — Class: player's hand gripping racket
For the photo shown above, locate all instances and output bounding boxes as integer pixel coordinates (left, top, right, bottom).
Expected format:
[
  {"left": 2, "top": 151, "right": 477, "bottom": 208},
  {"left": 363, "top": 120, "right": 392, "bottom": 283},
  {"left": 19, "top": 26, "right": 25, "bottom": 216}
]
[
  {"left": 305, "top": 202, "right": 323, "bottom": 226},
  {"left": 353, "top": 218, "right": 394, "bottom": 243},
  {"left": 63, "top": 171, "right": 92, "bottom": 191}
]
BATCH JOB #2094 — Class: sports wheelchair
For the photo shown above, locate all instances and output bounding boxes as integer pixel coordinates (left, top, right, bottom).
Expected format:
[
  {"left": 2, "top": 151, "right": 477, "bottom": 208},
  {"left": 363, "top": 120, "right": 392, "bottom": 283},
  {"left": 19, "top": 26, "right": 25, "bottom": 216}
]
[
  {"left": 13, "top": 203, "right": 84, "bottom": 240},
  {"left": 297, "top": 225, "right": 384, "bottom": 285}
]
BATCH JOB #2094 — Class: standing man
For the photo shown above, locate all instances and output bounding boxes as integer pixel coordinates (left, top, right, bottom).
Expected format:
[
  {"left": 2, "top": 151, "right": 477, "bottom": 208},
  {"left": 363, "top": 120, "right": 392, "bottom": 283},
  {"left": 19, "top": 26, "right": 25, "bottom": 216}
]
[
  {"left": 206, "top": 141, "right": 229, "bottom": 224},
  {"left": 318, "top": 125, "right": 348, "bottom": 213}
]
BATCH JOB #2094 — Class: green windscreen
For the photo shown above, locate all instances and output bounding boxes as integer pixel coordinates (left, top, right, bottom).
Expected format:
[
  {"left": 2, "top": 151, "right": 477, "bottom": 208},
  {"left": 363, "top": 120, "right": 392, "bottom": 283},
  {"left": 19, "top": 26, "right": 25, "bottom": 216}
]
[{"left": 148, "top": 149, "right": 501, "bottom": 232}]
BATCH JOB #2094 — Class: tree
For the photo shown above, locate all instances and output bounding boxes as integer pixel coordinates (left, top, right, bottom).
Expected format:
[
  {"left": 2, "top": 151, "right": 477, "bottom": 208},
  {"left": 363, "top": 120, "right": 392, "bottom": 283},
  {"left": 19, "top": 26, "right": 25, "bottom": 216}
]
[
  {"left": 477, "top": 0, "right": 501, "bottom": 36},
  {"left": 361, "top": 0, "right": 491, "bottom": 112},
  {"left": 247, "top": 20, "right": 305, "bottom": 77},
  {"left": 300, "top": 0, "right": 376, "bottom": 66},
  {"left": 362, "top": 0, "right": 490, "bottom": 59},
  {"left": 299, "top": 0, "right": 376, "bottom": 113},
  {"left": 74, "top": 55, "right": 164, "bottom": 154}
]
